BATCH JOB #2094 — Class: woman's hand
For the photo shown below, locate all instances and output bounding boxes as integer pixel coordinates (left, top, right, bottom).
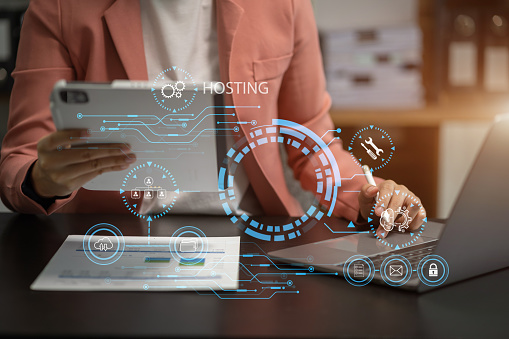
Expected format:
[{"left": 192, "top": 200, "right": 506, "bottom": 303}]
[
  {"left": 31, "top": 129, "right": 136, "bottom": 198},
  {"left": 358, "top": 180, "right": 426, "bottom": 238}
]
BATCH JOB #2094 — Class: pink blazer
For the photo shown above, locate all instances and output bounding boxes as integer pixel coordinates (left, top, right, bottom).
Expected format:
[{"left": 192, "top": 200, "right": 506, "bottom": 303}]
[{"left": 0, "top": 0, "right": 368, "bottom": 221}]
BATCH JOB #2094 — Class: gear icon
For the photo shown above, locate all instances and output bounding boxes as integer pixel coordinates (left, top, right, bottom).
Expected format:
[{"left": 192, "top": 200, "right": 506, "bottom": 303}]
[
  {"left": 161, "top": 84, "right": 175, "bottom": 99},
  {"left": 174, "top": 80, "right": 185, "bottom": 91},
  {"left": 175, "top": 91, "right": 182, "bottom": 98},
  {"left": 380, "top": 207, "right": 413, "bottom": 232}
]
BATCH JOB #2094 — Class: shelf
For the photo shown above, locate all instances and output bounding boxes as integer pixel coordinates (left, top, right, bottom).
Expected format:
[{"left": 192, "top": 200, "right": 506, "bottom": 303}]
[{"left": 330, "top": 100, "right": 508, "bottom": 127}]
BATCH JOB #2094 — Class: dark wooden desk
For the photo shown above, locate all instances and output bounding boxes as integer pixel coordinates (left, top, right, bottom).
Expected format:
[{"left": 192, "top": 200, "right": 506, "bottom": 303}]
[{"left": 0, "top": 213, "right": 506, "bottom": 338}]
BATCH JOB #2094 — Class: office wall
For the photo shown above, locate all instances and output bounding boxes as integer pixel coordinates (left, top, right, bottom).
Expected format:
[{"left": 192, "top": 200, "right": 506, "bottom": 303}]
[
  {"left": 313, "top": 1, "right": 490, "bottom": 218},
  {"left": 313, "top": 0, "right": 417, "bottom": 30},
  {"left": 438, "top": 122, "right": 490, "bottom": 218}
]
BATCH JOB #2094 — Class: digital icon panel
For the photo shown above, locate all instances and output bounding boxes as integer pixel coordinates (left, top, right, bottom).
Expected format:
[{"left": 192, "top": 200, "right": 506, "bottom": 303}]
[
  {"left": 93, "top": 237, "right": 113, "bottom": 252},
  {"left": 380, "top": 206, "right": 413, "bottom": 233},
  {"left": 151, "top": 67, "right": 197, "bottom": 113},
  {"left": 218, "top": 119, "right": 341, "bottom": 242},
  {"left": 354, "top": 263, "right": 365, "bottom": 278},
  {"left": 429, "top": 263, "right": 439, "bottom": 277},
  {"left": 389, "top": 265, "right": 403, "bottom": 277},
  {"left": 417, "top": 255, "right": 449, "bottom": 286},
  {"left": 83, "top": 223, "right": 125, "bottom": 266},
  {"left": 348, "top": 125, "right": 395, "bottom": 171},
  {"left": 368, "top": 190, "right": 427, "bottom": 250},
  {"left": 343, "top": 255, "right": 375, "bottom": 287},
  {"left": 120, "top": 161, "right": 179, "bottom": 220}
]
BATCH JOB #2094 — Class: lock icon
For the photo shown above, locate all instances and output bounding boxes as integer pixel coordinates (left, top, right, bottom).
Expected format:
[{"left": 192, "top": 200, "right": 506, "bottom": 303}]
[{"left": 429, "top": 263, "right": 438, "bottom": 277}]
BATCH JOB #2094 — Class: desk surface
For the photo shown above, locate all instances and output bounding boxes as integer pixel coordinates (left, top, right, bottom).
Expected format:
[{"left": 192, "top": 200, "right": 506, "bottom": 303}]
[{"left": 0, "top": 213, "right": 506, "bottom": 338}]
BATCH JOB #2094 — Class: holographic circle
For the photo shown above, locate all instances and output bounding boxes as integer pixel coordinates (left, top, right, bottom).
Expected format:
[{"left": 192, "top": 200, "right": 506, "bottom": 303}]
[
  {"left": 83, "top": 223, "right": 125, "bottom": 266},
  {"left": 120, "top": 161, "right": 179, "bottom": 220},
  {"left": 343, "top": 255, "right": 375, "bottom": 287},
  {"left": 169, "top": 226, "right": 208, "bottom": 264},
  {"left": 348, "top": 125, "right": 395, "bottom": 171},
  {"left": 379, "top": 254, "right": 412, "bottom": 286},
  {"left": 219, "top": 119, "right": 341, "bottom": 241},
  {"left": 152, "top": 67, "right": 197, "bottom": 112},
  {"left": 417, "top": 255, "right": 449, "bottom": 287},
  {"left": 218, "top": 119, "right": 341, "bottom": 241},
  {"left": 368, "top": 191, "right": 427, "bottom": 249}
]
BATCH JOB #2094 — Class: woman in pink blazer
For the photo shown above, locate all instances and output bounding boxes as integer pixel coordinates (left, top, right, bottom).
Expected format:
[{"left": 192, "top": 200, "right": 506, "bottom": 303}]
[{"left": 0, "top": 0, "right": 425, "bottom": 236}]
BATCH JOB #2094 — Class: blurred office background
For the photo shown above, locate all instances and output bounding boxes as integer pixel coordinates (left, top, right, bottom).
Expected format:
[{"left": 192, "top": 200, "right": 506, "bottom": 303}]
[{"left": 0, "top": 0, "right": 506, "bottom": 218}]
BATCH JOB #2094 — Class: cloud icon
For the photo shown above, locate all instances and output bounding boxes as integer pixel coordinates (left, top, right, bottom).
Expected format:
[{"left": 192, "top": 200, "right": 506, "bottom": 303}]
[{"left": 94, "top": 237, "right": 114, "bottom": 252}]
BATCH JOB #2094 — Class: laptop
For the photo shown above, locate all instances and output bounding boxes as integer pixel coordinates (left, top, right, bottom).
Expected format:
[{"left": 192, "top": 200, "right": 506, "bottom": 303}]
[{"left": 269, "top": 114, "right": 509, "bottom": 292}]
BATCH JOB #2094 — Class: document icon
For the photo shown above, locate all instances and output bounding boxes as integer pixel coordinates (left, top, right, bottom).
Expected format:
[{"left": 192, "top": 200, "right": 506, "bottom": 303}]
[
  {"left": 353, "top": 263, "right": 365, "bottom": 278},
  {"left": 389, "top": 265, "right": 403, "bottom": 277}
]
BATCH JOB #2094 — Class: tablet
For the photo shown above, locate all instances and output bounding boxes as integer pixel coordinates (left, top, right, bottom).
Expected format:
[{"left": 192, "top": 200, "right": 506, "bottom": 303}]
[{"left": 50, "top": 80, "right": 225, "bottom": 192}]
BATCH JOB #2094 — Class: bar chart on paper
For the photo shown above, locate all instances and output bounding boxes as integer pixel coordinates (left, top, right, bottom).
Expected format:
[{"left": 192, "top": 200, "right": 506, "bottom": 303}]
[{"left": 31, "top": 235, "right": 240, "bottom": 291}]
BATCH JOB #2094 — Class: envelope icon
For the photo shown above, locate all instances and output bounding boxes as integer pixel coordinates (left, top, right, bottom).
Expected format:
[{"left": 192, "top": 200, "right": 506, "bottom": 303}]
[{"left": 389, "top": 265, "right": 403, "bottom": 276}]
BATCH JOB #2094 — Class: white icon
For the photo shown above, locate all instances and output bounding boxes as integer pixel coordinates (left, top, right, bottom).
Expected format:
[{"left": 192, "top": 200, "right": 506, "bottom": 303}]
[
  {"left": 94, "top": 237, "right": 113, "bottom": 252},
  {"left": 361, "top": 142, "right": 377, "bottom": 160},
  {"left": 389, "top": 265, "right": 403, "bottom": 276},
  {"left": 429, "top": 263, "right": 439, "bottom": 277},
  {"left": 161, "top": 80, "right": 185, "bottom": 99},
  {"left": 144, "top": 177, "right": 153, "bottom": 186},
  {"left": 380, "top": 206, "right": 413, "bottom": 232},
  {"left": 144, "top": 190, "right": 153, "bottom": 199},
  {"left": 131, "top": 189, "right": 140, "bottom": 199},
  {"left": 361, "top": 137, "right": 384, "bottom": 160},
  {"left": 365, "top": 137, "right": 383, "bottom": 156},
  {"left": 157, "top": 189, "right": 167, "bottom": 199},
  {"left": 179, "top": 239, "right": 198, "bottom": 253},
  {"left": 353, "top": 263, "right": 365, "bottom": 278}
]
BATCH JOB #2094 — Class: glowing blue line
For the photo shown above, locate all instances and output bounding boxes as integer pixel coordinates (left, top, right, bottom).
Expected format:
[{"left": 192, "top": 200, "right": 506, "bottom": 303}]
[
  {"left": 119, "top": 127, "right": 231, "bottom": 144},
  {"left": 324, "top": 222, "right": 368, "bottom": 234},
  {"left": 273, "top": 119, "right": 341, "bottom": 217}
]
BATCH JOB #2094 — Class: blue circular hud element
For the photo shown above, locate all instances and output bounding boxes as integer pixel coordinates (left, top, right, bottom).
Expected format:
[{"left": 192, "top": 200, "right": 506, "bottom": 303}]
[
  {"left": 368, "top": 191, "right": 427, "bottom": 250},
  {"left": 343, "top": 255, "right": 375, "bottom": 287},
  {"left": 169, "top": 226, "right": 208, "bottom": 264},
  {"left": 379, "top": 254, "right": 412, "bottom": 286},
  {"left": 218, "top": 119, "right": 341, "bottom": 242},
  {"left": 417, "top": 255, "right": 449, "bottom": 286},
  {"left": 83, "top": 223, "right": 125, "bottom": 266},
  {"left": 348, "top": 125, "right": 395, "bottom": 171},
  {"left": 120, "top": 161, "right": 179, "bottom": 220},
  {"left": 152, "top": 67, "right": 197, "bottom": 112}
]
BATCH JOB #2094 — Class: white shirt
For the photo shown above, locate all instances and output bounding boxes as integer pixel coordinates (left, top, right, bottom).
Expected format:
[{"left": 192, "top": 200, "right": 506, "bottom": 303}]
[{"left": 139, "top": 0, "right": 261, "bottom": 215}]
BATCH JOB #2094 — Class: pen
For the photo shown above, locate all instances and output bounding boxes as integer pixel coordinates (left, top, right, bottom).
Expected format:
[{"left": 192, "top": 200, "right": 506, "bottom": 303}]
[
  {"left": 362, "top": 165, "right": 390, "bottom": 224},
  {"left": 362, "top": 165, "right": 378, "bottom": 200}
]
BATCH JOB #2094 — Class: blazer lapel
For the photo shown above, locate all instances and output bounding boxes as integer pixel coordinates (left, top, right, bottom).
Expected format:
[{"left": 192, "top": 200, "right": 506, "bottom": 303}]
[
  {"left": 104, "top": 0, "right": 148, "bottom": 80},
  {"left": 215, "top": 1, "right": 296, "bottom": 215}
]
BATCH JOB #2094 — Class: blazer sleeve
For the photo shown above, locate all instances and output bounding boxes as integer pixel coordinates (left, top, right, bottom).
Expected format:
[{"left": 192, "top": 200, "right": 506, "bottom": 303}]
[
  {"left": 0, "top": 0, "right": 78, "bottom": 213},
  {"left": 277, "top": 0, "right": 381, "bottom": 222}
]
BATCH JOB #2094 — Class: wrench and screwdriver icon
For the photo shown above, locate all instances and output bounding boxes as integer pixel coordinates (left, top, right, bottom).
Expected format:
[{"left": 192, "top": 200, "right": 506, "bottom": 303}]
[{"left": 361, "top": 137, "right": 383, "bottom": 160}]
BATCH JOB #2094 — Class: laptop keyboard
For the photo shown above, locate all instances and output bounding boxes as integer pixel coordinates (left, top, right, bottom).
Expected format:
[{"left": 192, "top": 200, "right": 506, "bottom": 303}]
[{"left": 368, "top": 240, "right": 438, "bottom": 266}]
